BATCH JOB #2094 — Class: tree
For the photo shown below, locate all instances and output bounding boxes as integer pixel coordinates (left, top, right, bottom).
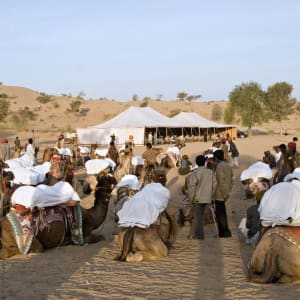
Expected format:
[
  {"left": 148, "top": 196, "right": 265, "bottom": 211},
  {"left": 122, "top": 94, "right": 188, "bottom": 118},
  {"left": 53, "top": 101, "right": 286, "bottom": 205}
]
[
  {"left": 223, "top": 102, "right": 235, "bottom": 124},
  {"left": 77, "top": 90, "right": 86, "bottom": 100},
  {"left": 0, "top": 94, "right": 10, "bottom": 122},
  {"left": 176, "top": 92, "right": 188, "bottom": 101},
  {"left": 186, "top": 94, "right": 202, "bottom": 103},
  {"left": 265, "top": 82, "right": 296, "bottom": 135},
  {"left": 211, "top": 103, "right": 222, "bottom": 122},
  {"left": 228, "top": 82, "right": 266, "bottom": 136},
  {"left": 132, "top": 94, "right": 139, "bottom": 102}
]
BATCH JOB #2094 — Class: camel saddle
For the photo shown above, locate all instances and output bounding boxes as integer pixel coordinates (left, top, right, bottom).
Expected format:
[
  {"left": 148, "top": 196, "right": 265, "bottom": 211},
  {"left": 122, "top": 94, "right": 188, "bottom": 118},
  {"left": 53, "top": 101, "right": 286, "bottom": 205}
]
[{"left": 7, "top": 205, "right": 84, "bottom": 255}]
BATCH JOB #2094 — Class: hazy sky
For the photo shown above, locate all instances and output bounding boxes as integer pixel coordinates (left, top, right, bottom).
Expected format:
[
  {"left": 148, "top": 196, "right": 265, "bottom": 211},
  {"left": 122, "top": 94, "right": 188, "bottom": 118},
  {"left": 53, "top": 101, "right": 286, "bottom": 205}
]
[{"left": 1, "top": 1, "right": 299, "bottom": 101}]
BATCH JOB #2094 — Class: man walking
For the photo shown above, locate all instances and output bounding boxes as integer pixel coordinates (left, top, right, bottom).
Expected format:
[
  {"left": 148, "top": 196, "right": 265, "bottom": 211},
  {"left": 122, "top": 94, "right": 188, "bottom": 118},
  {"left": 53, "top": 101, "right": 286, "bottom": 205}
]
[{"left": 186, "top": 155, "right": 217, "bottom": 240}]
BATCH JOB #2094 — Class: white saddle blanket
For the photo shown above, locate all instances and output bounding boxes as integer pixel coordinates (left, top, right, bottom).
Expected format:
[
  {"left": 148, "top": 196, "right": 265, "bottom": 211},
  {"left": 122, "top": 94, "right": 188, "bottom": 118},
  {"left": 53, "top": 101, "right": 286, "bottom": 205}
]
[
  {"left": 5, "top": 162, "right": 51, "bottom": 185},
  {"left": 117, "top": 183, "right": 169, "bottom": 228},
  {"left": 117, "top": 174, "right": 141, "bottom": 190},
  {"left": 11, "top": 181, "right": 80, "bottom": 208},
  {"left": 240, "top": 161, "right": 273, "bottom": 182},
  {"left": 259, "top": 180, "right": 300, "bottom": 227},
  {"left": 85, "top": 159, "right": 114, "bottom": 174},
  {"left": 131, "top": 156, "right": 144, "bottom": 166}
]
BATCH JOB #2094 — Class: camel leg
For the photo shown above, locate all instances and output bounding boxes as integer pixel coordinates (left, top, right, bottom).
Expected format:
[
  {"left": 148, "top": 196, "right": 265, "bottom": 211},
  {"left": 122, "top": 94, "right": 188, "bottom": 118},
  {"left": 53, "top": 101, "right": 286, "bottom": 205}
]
[
  {"left": 126, "top": 239, "right": 168, "bottom": 262},
  {"left": 0, "top": 218, "right": 21, "bottom": 258}
]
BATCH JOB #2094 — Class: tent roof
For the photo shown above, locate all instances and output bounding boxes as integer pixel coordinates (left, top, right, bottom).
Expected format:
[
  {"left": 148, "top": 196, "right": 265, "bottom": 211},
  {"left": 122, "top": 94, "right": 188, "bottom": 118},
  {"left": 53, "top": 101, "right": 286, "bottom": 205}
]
[
  {"left": 172, "top": 112, "right": 232, "bottom": 128},
  {"left": 93, "top": 106, "right": 172, "bottom": 129}
]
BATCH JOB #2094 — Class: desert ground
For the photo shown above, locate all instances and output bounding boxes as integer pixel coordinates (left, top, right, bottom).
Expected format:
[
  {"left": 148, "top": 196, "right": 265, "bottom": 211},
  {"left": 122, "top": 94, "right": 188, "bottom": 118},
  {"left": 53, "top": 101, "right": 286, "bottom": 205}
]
[
  {"left": 1, "top": 85, "right": 300, "bottom": 299},
  {"left": 1, "top": 133, "right": 300, "bottom": 300}
]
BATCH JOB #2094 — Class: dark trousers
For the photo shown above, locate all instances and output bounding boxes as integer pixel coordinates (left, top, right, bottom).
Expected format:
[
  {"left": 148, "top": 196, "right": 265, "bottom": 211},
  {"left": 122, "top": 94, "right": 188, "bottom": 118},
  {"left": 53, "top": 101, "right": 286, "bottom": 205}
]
[
  {"left": 189, "top": 203, "right": 207, "bottom": 239},
  {"left": 215, "top": 200, "right": 231, "bottom": 237}
]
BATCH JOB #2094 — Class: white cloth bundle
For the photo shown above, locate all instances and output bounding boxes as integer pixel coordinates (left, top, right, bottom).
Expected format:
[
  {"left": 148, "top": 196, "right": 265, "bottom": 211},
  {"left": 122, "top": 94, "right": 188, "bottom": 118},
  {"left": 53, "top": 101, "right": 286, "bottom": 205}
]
[
  {"left": 240, "top": 161, "right": 273, "bottom": 182},
  {"left": 5, "top": 158, "right": 26, "bottom": 169},
  {"left": 284, "top": 167, "right": 300, "bottom": 181},
  {"left": 117, "top": 183, "right": 169, "bottom": 228},
  {"left": 78, "top": 146, "right": 90, "bottom": 154},
  {"left": 94, "top": 148, "right": 108, "bottom": 157},
  {"left": 117, "top": 174, "right": 141, "bottom": 190},
  {"left": 11, "top": 181, "right": 80, "bottom": 208},
  {"left": 59, "top": 147, "right": 73, "bottom": 156},
  {"left": 5, "top": 162, "right": 51, "bottom": 185},
  {"left": 167, "top": 146, "right": 180, "bottom": 156},
  {"left": 259, "top": 180, "right": 300, "bottom": 227},
  {"left": 85, "top": 159, "right": 111, "bottom": 174},
  {"left": 131, "top": 156, "right": 144, "bottom": 166}
]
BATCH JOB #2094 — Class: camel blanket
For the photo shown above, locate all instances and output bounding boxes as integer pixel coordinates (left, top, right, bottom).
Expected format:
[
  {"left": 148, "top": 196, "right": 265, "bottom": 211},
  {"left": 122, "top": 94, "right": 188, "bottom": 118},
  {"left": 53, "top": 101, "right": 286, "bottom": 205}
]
[
  {"left": 11, "top": 182, "right": 80, "bottom": 208},
  {"left": 240, "top": 161, "right": 273, "bottom": 182},
  {"left": 85, "top": 159, "right": 115, "bottom": 174},
  {"left": 5, "top": 162, "right": 51, "bottom": 185},
  {"left": 117, "top": 174, "right": 141, "bottom": 190},
  {"left": 259, "top": 181, "right": 300, "bottom": 227},
  {"left": 117, "top": 183, "right": 169, "bottom": 228}
]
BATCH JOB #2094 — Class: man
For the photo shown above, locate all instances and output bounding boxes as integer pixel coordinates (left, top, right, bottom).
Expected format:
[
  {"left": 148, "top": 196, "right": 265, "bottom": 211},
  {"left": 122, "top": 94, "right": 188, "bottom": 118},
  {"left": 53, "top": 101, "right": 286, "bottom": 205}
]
[
  {"left": 107, "top": 141, "right": 119, "bottom": 165},
  {"left": 142, "top": 142, "right": 162, "bottom": 168},
  {"left": 186, "top": 155, "right": 217, "bottom": 240},
  {"left": 0, "top": 137, "right": 10, "bottom": 161},
  {"left": 228, "top": 137, "right": 239, "bottom": 168},
  {"left": 213, "top": 149, "right": 233, "bottom": 238},
  {"left": 220, "top": 138, "right": 229, "bottom": 161},
  {"left": 25, "top": 138, "right": 36, "bottom": 166}
]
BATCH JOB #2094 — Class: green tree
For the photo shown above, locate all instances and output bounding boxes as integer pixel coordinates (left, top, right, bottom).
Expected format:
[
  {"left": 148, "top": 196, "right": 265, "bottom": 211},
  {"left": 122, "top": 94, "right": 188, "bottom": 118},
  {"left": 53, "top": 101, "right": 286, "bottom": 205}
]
[
  {"left": 228, "top": 82, "right": 266, "bottom": 136},
  {"left": 68, "top": 99, "right": 82, "bottom": 113},
  {"left": 186, "top": 94, "right": 202, "bottom": 103},
  {"left": 223, "top": 102, "right": 235, "bottom": 124},
  {"left": 176, "top": 92, "right": 188, "bottom": 101},
  {"left": 265, "top": 82, "right": 296, "bottom": 135},
  {"left": 77, "top": 90, "right": 86, "bottom": 100},
  {"left": 211, "top": 103, "right": 222, "bottom": 122},
  {"left": 0, "top": 94, "right": 10, "bottom": 121},
  {"left": 132, "top": 94, "right": 139, "bottom": 101}
]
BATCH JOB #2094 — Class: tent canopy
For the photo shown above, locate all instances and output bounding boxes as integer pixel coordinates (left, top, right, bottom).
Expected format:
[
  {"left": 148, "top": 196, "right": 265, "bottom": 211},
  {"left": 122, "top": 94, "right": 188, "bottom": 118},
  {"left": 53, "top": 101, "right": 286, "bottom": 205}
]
[{"left": 77, "top": 106, "right": 236, "bottom": 145}]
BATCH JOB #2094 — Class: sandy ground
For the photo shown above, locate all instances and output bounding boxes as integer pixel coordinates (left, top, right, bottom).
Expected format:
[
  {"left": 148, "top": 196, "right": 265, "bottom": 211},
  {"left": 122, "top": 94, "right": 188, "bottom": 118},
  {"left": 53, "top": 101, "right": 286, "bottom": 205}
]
[{"left": 1, "top": 135, "right": 300, "bottom": 300}]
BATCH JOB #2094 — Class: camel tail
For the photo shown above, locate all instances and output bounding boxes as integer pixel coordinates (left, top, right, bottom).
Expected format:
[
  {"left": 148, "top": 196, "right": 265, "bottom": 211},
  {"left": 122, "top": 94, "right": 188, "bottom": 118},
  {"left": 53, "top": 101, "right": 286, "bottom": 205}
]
[
  {"left": 119, "top": 227, "right": 135, "bottom": 261},
  {"left": 249, "top": 251, "right": 278, "bottom": 283}
]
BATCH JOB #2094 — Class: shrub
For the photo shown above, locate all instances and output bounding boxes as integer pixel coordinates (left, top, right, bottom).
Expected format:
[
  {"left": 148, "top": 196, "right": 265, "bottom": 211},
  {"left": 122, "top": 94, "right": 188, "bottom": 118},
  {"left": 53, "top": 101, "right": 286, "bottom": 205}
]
[
  {"left": 36, "top": 93, "right": 53, "bottom": 104},
  {"left": 168, "top": 109, "right": 181, "bottom": 117}
]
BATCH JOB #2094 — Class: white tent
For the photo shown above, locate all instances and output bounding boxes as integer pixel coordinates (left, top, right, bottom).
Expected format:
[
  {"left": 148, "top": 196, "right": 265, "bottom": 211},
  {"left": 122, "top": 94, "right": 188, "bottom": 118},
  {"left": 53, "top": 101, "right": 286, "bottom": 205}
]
[
  {"left": 77, "top": 107, "right": 173, "bottom": 145},
  {"left": 171, "top": 112, "right": 230, "bottom": 128},
  {"left": 77, "top": 107, "right": 236, "bottom": 145}
]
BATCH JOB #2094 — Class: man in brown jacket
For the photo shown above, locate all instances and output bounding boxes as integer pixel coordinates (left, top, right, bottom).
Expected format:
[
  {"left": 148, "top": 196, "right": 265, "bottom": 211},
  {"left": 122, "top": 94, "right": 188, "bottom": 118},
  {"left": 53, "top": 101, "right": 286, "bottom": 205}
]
[
  {"left": 213, "top": 149, "right": 233, "bottom": 238},
  {"left": 186, "top": 155, "right": 217, "bottom": 239}
]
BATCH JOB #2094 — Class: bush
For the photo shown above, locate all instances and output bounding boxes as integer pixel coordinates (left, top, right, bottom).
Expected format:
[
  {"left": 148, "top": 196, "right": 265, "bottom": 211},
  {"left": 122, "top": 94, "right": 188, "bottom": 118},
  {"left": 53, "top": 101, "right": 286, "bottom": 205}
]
[
  {"left": 36, "top": 93, "right": 53, "bottom": 104},
  {"left": 0, "top": 95, "right": 10, "bottom": 122},
  {"left": 168, "top": 109, "right": 181, "bottom": 117},
  {"left": 67, "top": 100, "right": 82, "bottom": 113}
]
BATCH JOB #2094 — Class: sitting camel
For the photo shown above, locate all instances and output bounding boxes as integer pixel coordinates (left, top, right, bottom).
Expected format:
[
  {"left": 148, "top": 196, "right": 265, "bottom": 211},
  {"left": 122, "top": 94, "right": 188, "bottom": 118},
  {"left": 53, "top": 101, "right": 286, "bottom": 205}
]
[
  {"left": 241, "top": 163, "right": 300, "bottom": 283},
  {"left": 0, "top": 171, "right": 117, "bottom": 258},
  {"left": 115, "top": 169, "right": 178, "bottom": 262}
]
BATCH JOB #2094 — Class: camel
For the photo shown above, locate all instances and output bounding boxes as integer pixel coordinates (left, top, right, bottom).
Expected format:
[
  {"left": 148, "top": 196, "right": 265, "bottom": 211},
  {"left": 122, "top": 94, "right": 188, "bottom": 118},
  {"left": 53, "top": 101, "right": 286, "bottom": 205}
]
[
  {"left": 114, "top": 150, "right": 133, "bottom": 182},
  {"left": 248, "top": 226, "right": 300, "bottom": 283},
  {"left": 241, "top": 163, "right": 300, "bottom": 283},
  {"left": 115, "top": 169, "right": 178, "bottom": 262},
  {"left": 0, "top": 172, "right": 117, "bottom": 258},
  {"left": 42, "top": 147, "right": 56, "bottom": 162}
]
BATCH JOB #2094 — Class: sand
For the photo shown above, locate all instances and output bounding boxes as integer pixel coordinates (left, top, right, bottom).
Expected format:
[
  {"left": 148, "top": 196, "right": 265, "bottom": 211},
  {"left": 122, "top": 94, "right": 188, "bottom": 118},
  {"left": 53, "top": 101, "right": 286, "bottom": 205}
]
[{"left": 1, "top": 134, "right": 300, "bottom": 300}]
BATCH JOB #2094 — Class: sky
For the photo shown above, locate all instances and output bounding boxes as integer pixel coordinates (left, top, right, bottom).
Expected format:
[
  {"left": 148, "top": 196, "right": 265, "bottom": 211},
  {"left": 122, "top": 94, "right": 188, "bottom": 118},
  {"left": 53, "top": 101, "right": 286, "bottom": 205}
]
[{"left": 1, "top": 0, "right": 300, "bottom": 101}]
